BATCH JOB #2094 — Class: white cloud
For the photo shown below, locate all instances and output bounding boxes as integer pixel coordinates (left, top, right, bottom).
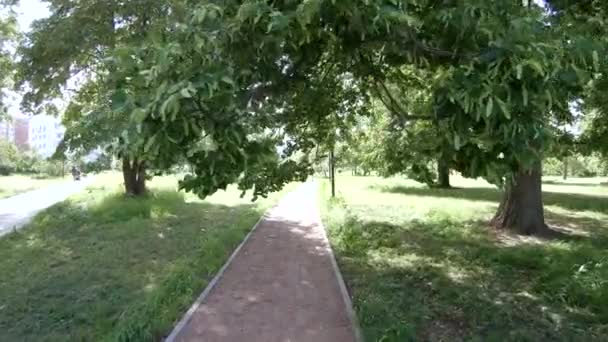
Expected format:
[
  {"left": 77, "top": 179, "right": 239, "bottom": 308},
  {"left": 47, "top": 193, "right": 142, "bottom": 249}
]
[{"left": 15, "top": 0, "right": 50, "bottom": 32}]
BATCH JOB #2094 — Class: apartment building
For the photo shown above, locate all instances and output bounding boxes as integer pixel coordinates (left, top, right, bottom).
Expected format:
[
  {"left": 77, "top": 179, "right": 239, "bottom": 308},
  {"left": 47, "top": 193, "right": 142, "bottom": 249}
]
[
  {"left": 28, "top": 115, "right": 65, "bottom": 158},
  {"left": 0, "top": 118, "right": 15, "bottom": 142},
  {"left": 0, "top": 115, "right": 30, "bottom": 149},
  {"left": 14, "top": 118, "right": 29, "bottom": 148}
]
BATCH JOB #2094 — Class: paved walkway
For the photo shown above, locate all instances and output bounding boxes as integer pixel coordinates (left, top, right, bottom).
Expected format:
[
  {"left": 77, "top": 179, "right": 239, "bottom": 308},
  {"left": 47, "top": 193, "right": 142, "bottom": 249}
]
[
  {"left": 168, "top": 182, "right": 358, "bottom": 342},
  {"left": 0, "top": 177, "right": 94, "bottom": 237}
]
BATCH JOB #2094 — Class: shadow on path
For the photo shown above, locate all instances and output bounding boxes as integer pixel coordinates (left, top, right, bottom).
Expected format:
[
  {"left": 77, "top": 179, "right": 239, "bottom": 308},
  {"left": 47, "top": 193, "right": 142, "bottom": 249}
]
[{"left": 170, "top": 183, "right": 357, "bottom": 342}]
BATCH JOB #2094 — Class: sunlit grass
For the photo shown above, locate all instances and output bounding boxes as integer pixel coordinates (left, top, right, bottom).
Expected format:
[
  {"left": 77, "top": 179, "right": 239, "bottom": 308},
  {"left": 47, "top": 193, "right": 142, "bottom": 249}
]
[
  {"left": 0, "top": 174, "right": 65, "bottom": 199},
  {"left": 320, "top": 175, "right": 608, "bottom": 341},
  {"left": 0, "top": 172, "right": 298, "bottom": 341}
]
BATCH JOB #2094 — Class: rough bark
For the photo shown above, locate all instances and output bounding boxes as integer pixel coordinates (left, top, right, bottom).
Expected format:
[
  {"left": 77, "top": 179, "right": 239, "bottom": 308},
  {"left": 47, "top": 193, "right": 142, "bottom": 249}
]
[
  {"left": 122, "top": 157, "right": 147, "bottom": 196},
  {"left": 562, "top": 157, "right": 568, "bottom": 180},
  {"left": 491, "top": 162, "right": 550, "bottom": 235},
  {"left": 437, "top": 157, "right": 451, "bottom": 188}
]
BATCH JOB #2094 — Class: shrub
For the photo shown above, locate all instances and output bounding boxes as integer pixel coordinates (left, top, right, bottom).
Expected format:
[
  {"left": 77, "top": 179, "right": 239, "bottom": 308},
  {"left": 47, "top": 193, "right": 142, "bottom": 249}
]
[{"left": 38, "top": 160, "right": 66, "bottom": 177}]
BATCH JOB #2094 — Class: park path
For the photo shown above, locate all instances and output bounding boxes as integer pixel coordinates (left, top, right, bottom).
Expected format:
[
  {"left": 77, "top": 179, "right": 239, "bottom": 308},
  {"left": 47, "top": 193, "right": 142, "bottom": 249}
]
[
  {"left": 167, "top": 181, "right": 359, "bottom": 342},
  {"left": 0, "top": 176, "right": 94, "bottom": 237}
]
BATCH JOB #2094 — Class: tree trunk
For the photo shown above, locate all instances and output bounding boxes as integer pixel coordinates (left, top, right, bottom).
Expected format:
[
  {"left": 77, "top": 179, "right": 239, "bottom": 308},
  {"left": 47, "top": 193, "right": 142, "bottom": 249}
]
[
  {"left": 437, "top": 156, "right": 451, "bottom": 188},
  {"left": 122, "top": 157, "right": 146, "bottom": 196},
  {"left": 491, "top": 162, "right": 550, "bottom": 235},
  {"left": 562, "top": 157, "right": 568, "bottom": 180}
]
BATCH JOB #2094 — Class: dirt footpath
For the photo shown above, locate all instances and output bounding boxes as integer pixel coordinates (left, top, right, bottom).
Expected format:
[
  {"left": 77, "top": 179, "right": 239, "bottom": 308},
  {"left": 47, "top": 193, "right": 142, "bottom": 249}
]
[{"left": 168, "top": 182, "right": 357, "bottom": 342}]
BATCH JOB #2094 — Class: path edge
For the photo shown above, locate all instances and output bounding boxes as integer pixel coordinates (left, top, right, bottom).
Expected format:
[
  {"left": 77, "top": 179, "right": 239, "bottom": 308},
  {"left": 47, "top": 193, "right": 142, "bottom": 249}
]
[
  {"left": 164, "top": 189, "right": 291, "bottom": 342},
  {"left": 314, "top": 179, "right": 365, "bottom": 342}
]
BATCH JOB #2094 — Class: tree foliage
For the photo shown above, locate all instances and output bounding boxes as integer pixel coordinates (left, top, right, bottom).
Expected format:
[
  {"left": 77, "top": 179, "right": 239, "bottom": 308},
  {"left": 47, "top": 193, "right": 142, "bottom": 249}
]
[
  {"left": 0, "top": 0, "right": 17, "bottom": 117},
  {"left": 546, "top": 0, "right": 608, "bottom": 163},
  {"left": 17, "top": 0, "right": 189, "bottom": 194},
  {"left": 15, "top": 0, "right": 606, "bottom": 214}
]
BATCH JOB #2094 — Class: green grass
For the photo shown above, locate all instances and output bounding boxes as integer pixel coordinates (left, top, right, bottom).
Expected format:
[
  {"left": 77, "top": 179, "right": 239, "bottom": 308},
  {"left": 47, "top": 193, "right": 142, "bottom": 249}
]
[
  {"left": 320, "top": 175, "right": 608, "bottom": 342},
  {"left": 0, "top": 172, "right": 297, "bottom": 341},
  {"left": 0, "top": 174, "right": 65, "bottom": 199}
]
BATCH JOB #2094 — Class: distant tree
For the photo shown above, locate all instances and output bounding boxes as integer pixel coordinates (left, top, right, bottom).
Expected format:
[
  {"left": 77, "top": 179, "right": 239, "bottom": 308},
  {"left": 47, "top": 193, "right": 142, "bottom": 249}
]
[
  {"left": 361, "top": 67, "right": 454, "bottom": 188},
  {"left": 0, "top": 138, "right": 18, "bottom": 174},
  {"left": 0, "top": 0, "right": 17, "bottom": 119},
  {"left": 547, "top": 1, "right": 608, "bottom": 179}
]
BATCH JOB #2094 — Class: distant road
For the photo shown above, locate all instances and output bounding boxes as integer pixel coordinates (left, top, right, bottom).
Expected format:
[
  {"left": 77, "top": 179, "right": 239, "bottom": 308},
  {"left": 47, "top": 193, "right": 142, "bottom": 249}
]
[{"left": 0, "top": 176, "right": 94, "bottom": 237}]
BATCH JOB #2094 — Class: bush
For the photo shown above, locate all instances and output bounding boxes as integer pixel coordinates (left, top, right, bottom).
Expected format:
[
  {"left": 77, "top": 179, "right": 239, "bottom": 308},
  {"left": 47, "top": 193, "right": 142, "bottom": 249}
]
[{"left": 36, "top": 160, "right": 65, "bottom": 177}]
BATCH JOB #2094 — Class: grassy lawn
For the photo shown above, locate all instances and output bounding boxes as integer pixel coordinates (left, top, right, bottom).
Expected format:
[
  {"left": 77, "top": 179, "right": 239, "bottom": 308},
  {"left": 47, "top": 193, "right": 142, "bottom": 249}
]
[
  {"left": 0, "top": 174, "right": 65, "bottom": 199},
  {"left": 320, "top": 175, "right": 608, "bottom": 342},
  {"left": 0, "top": 172, "right": 297, "bottom": 341}
]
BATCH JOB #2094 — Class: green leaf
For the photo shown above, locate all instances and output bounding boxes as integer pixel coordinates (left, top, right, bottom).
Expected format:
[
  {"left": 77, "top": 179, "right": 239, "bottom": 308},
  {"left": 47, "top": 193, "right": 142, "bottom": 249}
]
[
  {"left": 180, "top": 88, "right": 192, "bottom": 98},
  {"left": 485, "top": 97, "right": 494, "bottom": 117},
  {"left": 221, "top": 76, "right": 234, "bottom": 86},
  {"left": 516, "top": 64, "right": 523, "bottom": 80},
  {"left": 454, "top": 134, "right": 462, "bottom": 150},
  {"left": 160, "top": 97, "right": 170, "bottom": 121},
  {"left": 169, "top": 96, "right": 180, "bottom": 121},
  {"left": 496, "top": 98, "right": 510, "bottom": 119},
  {"left": 592, "top": 50, "right": 600, "bottom": 71},
  {"left": 183, "top": 118, "right": 190, "bottom": 137},
  {"left": 524, "top": 60, "right": 544, "bottom": 76},
  {"left": 111, "top": 91, "right": 128, "bottom": 112},
  {"left": 144, "top": 135, "right": 156, "bottom": 153},
  {"left": 132, "top": 108, "right": 148, "bottom": 123}
]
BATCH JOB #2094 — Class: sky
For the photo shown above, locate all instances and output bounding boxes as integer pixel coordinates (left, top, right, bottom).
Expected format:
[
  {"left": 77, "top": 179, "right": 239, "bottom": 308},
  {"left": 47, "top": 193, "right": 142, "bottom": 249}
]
[{"left": 15, "top": 0, "right": 49, "bottom": 32}]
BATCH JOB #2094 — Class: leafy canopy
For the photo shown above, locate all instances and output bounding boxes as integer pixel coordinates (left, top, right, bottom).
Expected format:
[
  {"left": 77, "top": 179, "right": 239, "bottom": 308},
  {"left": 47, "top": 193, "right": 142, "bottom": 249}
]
[{"left": 19, "top": 0, "right": 606, "bottom": 196}]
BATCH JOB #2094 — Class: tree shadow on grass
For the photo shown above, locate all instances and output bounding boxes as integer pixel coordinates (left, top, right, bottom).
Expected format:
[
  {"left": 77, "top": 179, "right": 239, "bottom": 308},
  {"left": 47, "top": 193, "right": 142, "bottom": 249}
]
[
  {"left": 545, "top": 209, "right": 608, "bottom": 245},
  {"left": 376, "top": 185, "right": 608, "bottom": 214},
  {"left": 333, "top": 218, "right": 608, "bottom": 341},
  {"left": 0, "top": 190, "right": 265, "bottom": 341}
]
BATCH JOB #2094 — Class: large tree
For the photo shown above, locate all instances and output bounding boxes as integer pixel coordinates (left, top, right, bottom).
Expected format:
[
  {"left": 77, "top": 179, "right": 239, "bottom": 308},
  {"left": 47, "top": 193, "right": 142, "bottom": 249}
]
[
  {"left": 103, "top": 0, "right": 600, "bottom": 234},
  {"left": 362, "top": 1, "right": 599, "bottom": 235},
  {"left": 15, "top": 0, "right": 603, "bottom": 235},
  {"left": 16, "top": 0, "right": 187, "bottom": 195}
]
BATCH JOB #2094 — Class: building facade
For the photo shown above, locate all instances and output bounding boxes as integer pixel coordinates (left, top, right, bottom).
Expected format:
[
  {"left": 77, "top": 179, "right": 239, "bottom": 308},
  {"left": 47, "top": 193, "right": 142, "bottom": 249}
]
[
  {"left": 13, "top": 118, "right": 29, "bottom": 148},
  {"left": 0, "top": 119, "right": 15, "bottom": 143},
  {"left": 28, "top": 115, "right": 65, "bottom": 158},
  {"left": 0, "top": 115, "right": 31, "bottom": 149}
]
